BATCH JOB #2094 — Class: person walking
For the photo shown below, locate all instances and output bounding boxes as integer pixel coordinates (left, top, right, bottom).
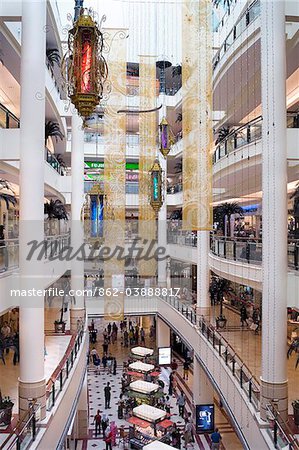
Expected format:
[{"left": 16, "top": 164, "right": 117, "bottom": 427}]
[
  {"left": 93, "top": 410, "right": 101, "bottom": 437},
  {"left": 177, "top": 391, "right": 186, "bottom": 418},
  {"left": 124, "top": 329, "right": 129, "bottom": 347},
  {"left": 101, "top": 414, "right": 109, "bottom": 438},
  {"left": 168, "top": 371, "right": 174, "bottom": 396},
  {"left": 183, "top": 359, "right": 190, "bottom": 380},
  {"left": 240, "top": 304, "right": 249, "bottom": 327},
  {"left": 252, "top": 307, "right": 261, "bottom": 335},
  {"left": 113, "top": 357, "right": 117, "bottom": 375},
  {"left": 140, "top": 327, "right": 145, "bottom": 345},
  {"left": 183, "top": 418, "right": 193, "bottom": 449},
  {"left": 104, "top": 382, "right": 111, "bottom": 409},
  {"left": 210, "top": 428, "right": 222, "bottom": 450},
  {"left": 104, "top": 425, "right": 113, "bottom": 450}
]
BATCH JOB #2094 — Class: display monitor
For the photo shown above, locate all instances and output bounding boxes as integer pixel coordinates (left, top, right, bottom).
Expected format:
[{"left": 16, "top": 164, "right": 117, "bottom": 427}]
[{"left": 195, "top": 404, "right": 215, "bottom": 434}]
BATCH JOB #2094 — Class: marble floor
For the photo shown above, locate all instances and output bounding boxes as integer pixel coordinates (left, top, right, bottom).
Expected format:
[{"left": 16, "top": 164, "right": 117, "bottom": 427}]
[
  {"left": 0, "top": 334, "right": 71, "bottom": 413},
  {"left": 77, "top": 317, "right": 243, "bottom": 449},
  {"left": 206, "top": 305, "right": 298, "bottom": 414}
]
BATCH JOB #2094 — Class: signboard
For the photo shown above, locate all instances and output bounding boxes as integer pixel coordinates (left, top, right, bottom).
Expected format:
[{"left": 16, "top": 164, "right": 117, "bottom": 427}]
[
  {"left": 158, "top": 347, "right": 171, "bottom": 366},
  {"left": 85, "top": 161, "right": 139, "bottom": 170},
  {"left": 195, "top": 404, "right": 215, "bottom": 434}
]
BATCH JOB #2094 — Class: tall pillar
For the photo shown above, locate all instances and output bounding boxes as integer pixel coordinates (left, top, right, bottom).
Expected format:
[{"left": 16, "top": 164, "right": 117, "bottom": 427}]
[
  {"left": 156, "top": 317, "right": 170, "bottom": 348},
  {"left": 193, "top": 359, "right": 214, "bottom": 407},
  {"left": 18, "top": 0, "right": 46, "bottom": 419},
  {"left": 260, "top": 0, "right": 288, "bottom": 420},
  {"left": 196, "top": 231, "right": 210, "bottom": 316},
  {"left": 70, "top": 112, "right": 85, "bottom": 332}
]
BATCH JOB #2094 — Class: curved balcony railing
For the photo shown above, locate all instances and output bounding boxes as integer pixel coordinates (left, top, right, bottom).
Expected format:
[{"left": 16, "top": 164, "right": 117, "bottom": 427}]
[
  {"left": 0, "top": 400, "right": 41, "bottom": 450},
  {"left": 46, "top": 325, "right": 85, "bottom": 411},
  {"left": 45, "top": 148, "right": 65, "bottom": 175},
  {"left": 213, "top": 112, "right": 299, "bottom": 165},
  {"left": 167, "top": 183, "right": 182, "bottom": 194},
  {"left": 210, "top": 235, "right": 299, "bottom": 270},
  {"left": 167, "top": 230, "right": 299, "bottom": 270},
  {"left": 159, "top": 294, "right": 299, "bottom": 450},
  {"left": 213, "top": 116, "right": 262, "bottom": 164},
  {"left": 213, "top": 0, "right": 260, "bottom": 72},
  {"left": 0, "top": 233, "right": 71, "bottom": 274}
]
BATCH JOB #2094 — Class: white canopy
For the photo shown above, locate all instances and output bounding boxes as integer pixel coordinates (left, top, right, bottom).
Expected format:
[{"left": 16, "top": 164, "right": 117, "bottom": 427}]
[
  {"left": 143, "top": 442, "right": 175, "bottom": 450},
  {"left": 129, "top": 361, "right": 155, "bottom": 373},
  {"left": 131, "top": 346, "right": 154, "bottom": 357},
  {"left": 129, "top": 380, "right": 159, "bottom": 394},
  {"left": 133, "top": 404, "right": 167, "bottom": 423}
]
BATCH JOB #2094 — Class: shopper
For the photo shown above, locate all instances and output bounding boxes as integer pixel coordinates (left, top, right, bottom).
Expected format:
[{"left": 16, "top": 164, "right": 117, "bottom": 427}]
[
  {"left": 124, "top": 329, "right": 129, "bottom": 347},
  {"left": 172, "top": 424, "right": 182, "bottom": 449},
  {"left": 252, "top": 307, "right": 261, "bottom": 335},
  {"left": 165, "top": 395, "right": 171, "bottom": 414},
  {"left": 168, "top": 371, "right": 174, "bottom": 396},
  {"left": 102, "top": 353, "right": 107, "bottom": 371},
  {"left": 104, "top": 382, "right": 111, "bottom": 409},
  {"left": 240, "top": 304, "right": 249, "bottom": 327},
  {"left": 210, "top": 428, "right": 222, "bottom": 450},
  {"left": 140, "top": 327, "right": 146, "bottom": 345},
  {"left": 113, "top": 357, "right": 117, "bottom": 375},
  {"left": 171, "top": 358, "right": 178, "bottom": 372},
  {"left": 183, "top": 418, "right": 193, "bottom": 449},
  {"left": 177, "top": 391, "right": 186, "bottom": 417},
  {"left": 183, "top": 359, "right": 190, "bottom": 380},
  {"left": 101, "top": 414, "right": 109, "bottom": 438},
  {"left": 104, "top": 425, "right": 113, "bottom": 450},
  {"left": 93, "top": 410, "right": 101, "bottom": 437}
]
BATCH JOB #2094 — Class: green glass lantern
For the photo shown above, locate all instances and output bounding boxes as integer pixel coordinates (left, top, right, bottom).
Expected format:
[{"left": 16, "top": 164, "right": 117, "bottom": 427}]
[{"left": 149, "top": 158, "right": 163, "bottom": 217}]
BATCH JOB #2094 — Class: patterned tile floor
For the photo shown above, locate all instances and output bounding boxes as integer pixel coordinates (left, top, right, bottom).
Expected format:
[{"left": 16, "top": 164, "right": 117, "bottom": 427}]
[{"left": 76, "top": 317, "right": 243, "bottom": 449}]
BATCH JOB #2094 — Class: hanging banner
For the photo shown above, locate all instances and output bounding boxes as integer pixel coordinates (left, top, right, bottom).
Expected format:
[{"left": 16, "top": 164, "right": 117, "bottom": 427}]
[
  {"left": 138, "top": 55, "right": 158, "bottom": 278},
  {"left": 182, "top": 0, "right": 213, "bottom": 230},
  {"left": 103, "top": 28, "right": 127, "bottom": 320}
]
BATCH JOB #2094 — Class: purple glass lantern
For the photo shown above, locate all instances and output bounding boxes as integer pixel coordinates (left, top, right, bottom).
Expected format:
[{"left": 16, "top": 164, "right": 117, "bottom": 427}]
[{"left": 159, "top": 117, "right": 170, "bottom": 158}]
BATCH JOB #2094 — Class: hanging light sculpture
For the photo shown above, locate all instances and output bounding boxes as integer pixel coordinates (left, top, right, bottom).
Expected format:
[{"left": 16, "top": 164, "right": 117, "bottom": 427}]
[
  {"left": 159, "top": 117, "right": 171, "bottom": 158},
  {"left": 149, "top": 158, "right": 164, "bottom": 217},
  {"left": 63, "top": 10, "right": 108, "bottom": 122}
]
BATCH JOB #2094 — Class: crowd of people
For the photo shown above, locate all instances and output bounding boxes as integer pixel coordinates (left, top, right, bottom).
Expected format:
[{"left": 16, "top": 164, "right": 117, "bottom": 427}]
[{"left": 88, "top": 319, "right": 223, "bottom": 449}]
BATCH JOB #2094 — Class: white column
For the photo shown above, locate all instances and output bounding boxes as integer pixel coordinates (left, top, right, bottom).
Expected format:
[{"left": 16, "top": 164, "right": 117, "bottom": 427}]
[
  {"left": 158, "top": 98, "right": 167, "bottom": 286},
  {"left": 70, "top": 112, "right": 85, "bottom": 331},
  {"left": 193, "top": 359, "right": 214, "bottom": 407},
  {"left": 18, "top": 0, "right": 46, "bottom": 419},
  {"left": 196, "top": 231, "right": 210, "bottom": 315},
  {"left": 260, "top": 0, "right": 288, "bottom": 420},
  {"left": 156, "top": 317, "right": 170, "bottom": 348}
]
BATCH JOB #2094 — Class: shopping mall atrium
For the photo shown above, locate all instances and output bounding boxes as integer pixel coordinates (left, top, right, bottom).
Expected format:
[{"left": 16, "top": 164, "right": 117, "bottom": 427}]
[{"left": 0, "top": 0, "right": 298, "bottom": 448}]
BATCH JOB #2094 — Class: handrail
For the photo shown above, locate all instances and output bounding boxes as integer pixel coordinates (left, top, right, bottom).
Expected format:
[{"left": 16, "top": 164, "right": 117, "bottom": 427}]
[
  {"left": 266, "top": 403, "right": 299, "bottom": 450},
  {"left": 159, "top": 295, "right": 298, "bottom": 450},
  {"left": 167, "top": 231, "right": 299, "bottom": 270},
  {"left": 213, "top": 115, "right": 262, "bottom": 164},
  {"left": 213, "top": 0, "right": 260, "bottom": 72},
  {"left": 45, "top": 324, "right": 85, "bottom": 412},
  {"left": 0, "top": 400, "right": 40, "bottom": 450},
  {"left": 0, "top": 102, "right": 20, "bottom": 129}
]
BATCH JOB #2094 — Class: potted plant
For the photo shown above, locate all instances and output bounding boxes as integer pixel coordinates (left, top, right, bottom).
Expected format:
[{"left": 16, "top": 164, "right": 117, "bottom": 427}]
[
  {"left": 45, "top": 120, "right": 64, "bottom": 148},
  {"left": 0, "top": 391, "right": 14, "bottom": 426},
  {"left": 292, "top": 400, "right": 299, "bottom": 426},
  {"left": 210, "top": 277, "right": 233, "bottom": 329}
]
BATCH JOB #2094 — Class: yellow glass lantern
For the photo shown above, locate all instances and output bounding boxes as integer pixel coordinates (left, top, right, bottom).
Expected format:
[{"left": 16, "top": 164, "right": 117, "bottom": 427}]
[
  {"left": 63, "top": 10, "right": 108, "bottom": 122},
  {"left": 149, "top": 158, "right": 163, "bottom": 217}
]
